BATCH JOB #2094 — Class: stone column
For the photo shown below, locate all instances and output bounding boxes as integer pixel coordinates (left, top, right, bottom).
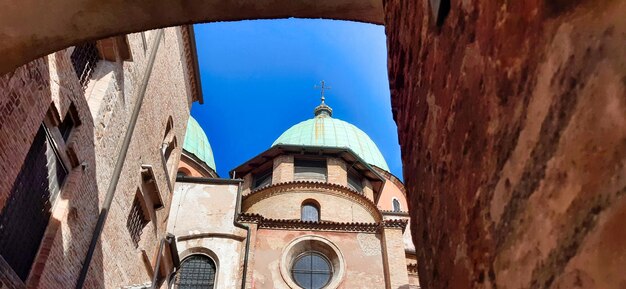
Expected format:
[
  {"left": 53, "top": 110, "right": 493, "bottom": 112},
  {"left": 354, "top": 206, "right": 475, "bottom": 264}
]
[
  {"left": 381, "top": 221, "right": 409, "bottom": 289},
  {"left": 272, "top": 155, "right": 294, "bottom": 184},
  {"left": 240, "top": 221, "right": 259, "bottom": 289},
  {"left": 327, "top": 157, "right": 347, "bottom": 186}
]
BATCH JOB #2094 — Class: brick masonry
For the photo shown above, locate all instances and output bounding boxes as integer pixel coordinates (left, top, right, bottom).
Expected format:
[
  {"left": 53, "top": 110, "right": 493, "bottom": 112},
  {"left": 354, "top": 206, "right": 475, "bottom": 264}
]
[
  {"left": 0, "top": 26, "right": 196, "bottom": 288},
  {"left": 327, "top": 157, "right": 347, "bottom": 187},
  {"left": 272, "top": 155, "right": 294, "bottom": 184},
  {"left": 384, "top": 0, "right": 626, "bottom": 288}
]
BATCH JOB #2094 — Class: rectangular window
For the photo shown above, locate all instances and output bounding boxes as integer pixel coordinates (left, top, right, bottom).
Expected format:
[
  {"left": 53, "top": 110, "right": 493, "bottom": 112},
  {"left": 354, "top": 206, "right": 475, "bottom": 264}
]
[
  {"left": 70, "top": 41, "right": 100, "bottom": 89},
  {"left": 58, "top": 113, "right": 75, "bottom": 142},
  {"left": 294, "top": 159, "right": 327, "bottom": 182},
  {"left": 253, "top": 169, "right": 272, "bottom": 189},
  {"left": 58, "top": 103, "right": 81, "bottom": 143},
  {"left": 126, "top": 194, "right": 149, "bottom": 248},
  {"left": 347, "top": 170, "right": 363, "bottom": 193},
  {"left": 0, "top": 124, "right": 67, "bottom": 280}
]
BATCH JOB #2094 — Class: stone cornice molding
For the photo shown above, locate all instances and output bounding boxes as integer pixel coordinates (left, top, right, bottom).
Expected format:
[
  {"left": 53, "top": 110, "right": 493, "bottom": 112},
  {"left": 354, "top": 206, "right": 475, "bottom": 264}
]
[
  {"left": 180, "top": 25, "right": 203, "bottom": 104},
  {"left": 243, "top": 180, "right": 383, "bottom": 222},
  {"left": 382, "top": 219, "right": 408, "bottom": 230},
  {"left": 380, "top": 210, "right": 410, "bottom": 216},
  {"left": 177, "top": 232, "right": 246, "bottom": 242},
  {"left": 238, "top": 213, "right": 407, "bottom": 233}
]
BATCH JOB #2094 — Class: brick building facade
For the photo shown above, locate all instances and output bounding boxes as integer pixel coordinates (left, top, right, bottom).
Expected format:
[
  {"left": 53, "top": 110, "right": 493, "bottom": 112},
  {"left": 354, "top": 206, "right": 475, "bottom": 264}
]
[{"left": 0, "top": 26, "right": 201, "bottom": 288}]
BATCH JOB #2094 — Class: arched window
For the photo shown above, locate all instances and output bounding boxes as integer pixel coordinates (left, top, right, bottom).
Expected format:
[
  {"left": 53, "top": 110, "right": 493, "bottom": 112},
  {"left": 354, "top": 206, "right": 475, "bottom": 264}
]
[
  {"left": 173, "top": 255, "right": 216, "bottom": 289},
  {"left": 392, "top": 198, "right": 401, "bottom": 212},
  {"left": 301, "top": 201, "right": 320, "bottom": 222},
  {"left": 291, "top": 252, "right": 333, "bottom": 289},
  {"left": 162, "top": 117, "right": 177, "bottom": 176},
  {"left": 177, "top": 167, "right": 190, "bottom": 178}
]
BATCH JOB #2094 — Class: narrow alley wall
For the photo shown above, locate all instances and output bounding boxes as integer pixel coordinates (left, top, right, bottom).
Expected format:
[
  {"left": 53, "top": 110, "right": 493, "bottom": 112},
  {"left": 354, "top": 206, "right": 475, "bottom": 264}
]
[{"left": 384, "top": 0, "right": 626, "bottom": 288}]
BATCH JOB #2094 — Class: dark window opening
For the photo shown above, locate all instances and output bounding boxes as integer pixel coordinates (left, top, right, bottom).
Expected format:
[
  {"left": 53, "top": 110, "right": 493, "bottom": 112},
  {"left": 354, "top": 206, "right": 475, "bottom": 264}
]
[
  {"left": 174, "top": 255, "right": 216, "bottom": 289},
  {"left": 0, "top": 124, "right": 67, "bottom": 280},
  {"left": 347, "top": 170, "right": 363, "bottom": 193},
  {"left": 162, "top": 117, "right": 178, "bottom": 178},
  {"left": 253, "top": 169, "right": 272, "bottom": 189},
  {"left": 294, "top": 159, "right": 327, "bottom": 182},
  {"left": 291, "top": 252, "right": 332, "bottom": 289},
  {"left": 58, "top": 103, "right": 81, "bottom": 142},
  {"left": 301, "top": 202, "right": 320, "bottom": 222},
  {"left": 163, "top": 138, "right": 176, "bottom": 164},
  {"left": 71, "top": 42, "right": 100, "bottom": 89},
  {"left": 126, "top": 194, "right": 149, "bottom": 248},
  {"left": 393, "top": 199, "right": 401, "bottom": 212}
]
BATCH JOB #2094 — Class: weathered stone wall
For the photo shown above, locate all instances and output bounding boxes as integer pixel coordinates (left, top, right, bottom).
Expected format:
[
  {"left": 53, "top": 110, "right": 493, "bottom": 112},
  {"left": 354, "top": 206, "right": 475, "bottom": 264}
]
[
  {"left": 168, "top": 181, "right": 246, "bottom": 289},
  {"left": 250, "top": 229, "right": 386, "bottom": 289},
  {"left": 384, "top": 0, "right": 626, "bottom": 288}
]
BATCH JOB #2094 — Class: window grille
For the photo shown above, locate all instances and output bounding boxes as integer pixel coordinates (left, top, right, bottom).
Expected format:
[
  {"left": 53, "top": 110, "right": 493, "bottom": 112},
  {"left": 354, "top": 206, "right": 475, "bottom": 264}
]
[
  {"left": 347, "top": 170, "right": 363, "bottom": 193},
  {"left": 301, "top": 202, "right": 320, "bottom": 222},
  {"left": 126, "top": 195, "right": 149, "bottom": 248},
  {"left": 70, "top": 41, "right": 99, "bottom": 89},
  {"left": 174, "top": 255, "right": 216, "bottom": 289},
  {"left": 253, "top": 169, "right": 272, "bottom": 189},
  {"left": 294, "top": 159, "right": 327, "bottom": 182},
  {"left": 291, "top": 252, "right": 332, "bottom": 289},
  {"left": 393, "top": 199, "right": 401, "bottom": 212},
  {"left": 0, "top": 124, "right": 67, "bottom": 280}
]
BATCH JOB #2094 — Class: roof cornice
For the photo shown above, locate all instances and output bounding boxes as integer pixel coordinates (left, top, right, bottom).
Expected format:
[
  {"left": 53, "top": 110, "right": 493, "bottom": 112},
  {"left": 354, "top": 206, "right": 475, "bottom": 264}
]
[
  {"left": 243, "top": 180, "right": 383, "bottom": 222},
  {"left": 180, "top": 25, "right": 203, "bottom": 104},
  {"left": 238, "top": 213, "right": 408, "bottom": 233}
]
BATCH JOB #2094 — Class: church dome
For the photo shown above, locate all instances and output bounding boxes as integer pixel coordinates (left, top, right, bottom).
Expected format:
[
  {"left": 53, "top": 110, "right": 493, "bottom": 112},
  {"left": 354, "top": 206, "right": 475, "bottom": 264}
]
[
  {"left": 272, "top": 99, "right": 389, "bottom": 172},
  {"left": 183, "top": 116, "right": 216, "bottom": 171}
]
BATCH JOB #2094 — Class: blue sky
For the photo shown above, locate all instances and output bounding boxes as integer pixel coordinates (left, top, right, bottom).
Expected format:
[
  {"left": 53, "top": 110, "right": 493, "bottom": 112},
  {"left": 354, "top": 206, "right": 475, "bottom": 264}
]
[{"left": 191, "top": 19, "right": 403, "bottom": 179}]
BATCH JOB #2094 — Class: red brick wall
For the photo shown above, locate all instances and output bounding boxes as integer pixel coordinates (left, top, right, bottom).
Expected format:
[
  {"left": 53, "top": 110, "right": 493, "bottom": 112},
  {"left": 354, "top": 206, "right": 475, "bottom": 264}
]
[
  {"left": 0, "top": 27, "right": 194, "bottom": 288},
  {"left": 384, "top": 0, "right": 626, "bottom": 288},
  {"left": 0, "top": 51, "right": 101, "bottom": 287}
]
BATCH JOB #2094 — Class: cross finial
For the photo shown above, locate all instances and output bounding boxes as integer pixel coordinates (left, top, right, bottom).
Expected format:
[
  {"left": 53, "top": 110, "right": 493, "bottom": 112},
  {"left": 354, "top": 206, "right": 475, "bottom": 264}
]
[{"left": 314, "top": 80, "right": 331, "bottom": 103}]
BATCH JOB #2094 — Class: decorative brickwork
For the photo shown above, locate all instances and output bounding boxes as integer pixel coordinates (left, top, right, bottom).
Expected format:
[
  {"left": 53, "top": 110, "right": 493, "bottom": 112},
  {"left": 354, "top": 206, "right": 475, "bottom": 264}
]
[{"left": 244, "top": 180, "right": 382, "bottom": 223}]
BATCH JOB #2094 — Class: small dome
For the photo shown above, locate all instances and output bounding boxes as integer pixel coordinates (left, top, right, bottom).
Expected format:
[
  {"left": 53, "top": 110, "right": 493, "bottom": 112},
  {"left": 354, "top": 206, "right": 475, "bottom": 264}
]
[
  {"left": 183, "top": 116, "right": 216, "bottom": 171},
  {"left": 272, "top": 105, "right": 389, "bottom": 171}
]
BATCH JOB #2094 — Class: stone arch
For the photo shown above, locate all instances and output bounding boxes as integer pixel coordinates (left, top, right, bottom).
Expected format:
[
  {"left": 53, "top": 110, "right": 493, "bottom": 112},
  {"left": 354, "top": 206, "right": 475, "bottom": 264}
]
[
  {"left": 171, "top": 247, "right": 220, "bottom": 288},
  {"left": 0, "top": 0, "right": 383, "bottom": 74}
]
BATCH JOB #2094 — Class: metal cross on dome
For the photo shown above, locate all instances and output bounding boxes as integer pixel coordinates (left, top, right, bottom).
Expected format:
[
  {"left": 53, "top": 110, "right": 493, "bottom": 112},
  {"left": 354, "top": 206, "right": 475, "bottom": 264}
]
[{"left": 314, "top": 80, "right": 331, "bottom": 103}]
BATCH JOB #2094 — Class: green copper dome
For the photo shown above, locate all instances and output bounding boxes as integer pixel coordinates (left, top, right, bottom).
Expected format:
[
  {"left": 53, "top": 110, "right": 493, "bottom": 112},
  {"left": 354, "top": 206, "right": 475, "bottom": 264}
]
[
  {"left": 272, "top": 101, "right": 389, "bottom": 172},
  {"left": 183, "top": 116, "right": 216, "bottom": 171}
]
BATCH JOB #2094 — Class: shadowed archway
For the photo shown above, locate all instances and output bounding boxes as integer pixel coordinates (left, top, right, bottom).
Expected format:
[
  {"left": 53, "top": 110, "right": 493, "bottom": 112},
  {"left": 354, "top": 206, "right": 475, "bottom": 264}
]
[{"left": 0, "top": 0, "right": 383, "bottom": 75}]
